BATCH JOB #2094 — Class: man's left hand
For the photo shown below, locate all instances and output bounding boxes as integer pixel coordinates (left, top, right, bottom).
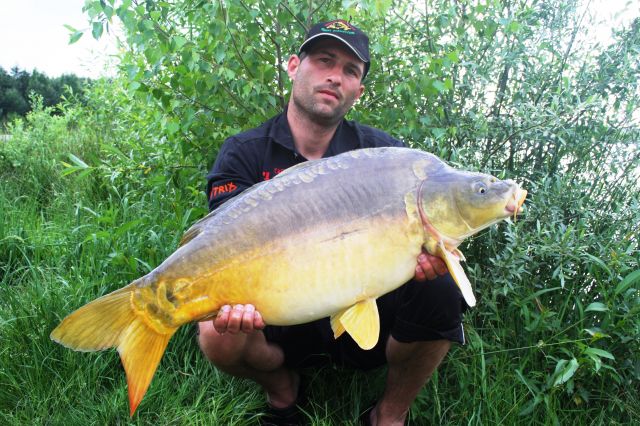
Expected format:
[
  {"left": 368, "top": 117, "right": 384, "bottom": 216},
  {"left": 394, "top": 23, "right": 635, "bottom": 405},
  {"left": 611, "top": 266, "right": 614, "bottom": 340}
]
[{"left": 414, "top": 250, "right": 448, "bottom": 281}]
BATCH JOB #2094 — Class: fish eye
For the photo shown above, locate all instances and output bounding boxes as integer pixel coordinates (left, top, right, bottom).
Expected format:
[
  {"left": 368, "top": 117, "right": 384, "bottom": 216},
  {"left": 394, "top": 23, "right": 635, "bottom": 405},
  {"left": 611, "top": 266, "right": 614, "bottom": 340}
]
[{"left": 475, "top": 182, "right": 488, "bottom": 194}]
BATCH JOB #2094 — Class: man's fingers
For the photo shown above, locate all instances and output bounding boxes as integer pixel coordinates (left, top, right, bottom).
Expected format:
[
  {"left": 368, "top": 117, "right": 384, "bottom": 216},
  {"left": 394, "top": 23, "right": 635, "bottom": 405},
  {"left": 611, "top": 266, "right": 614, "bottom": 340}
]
[
  {"left": 227, "top": 304, "right": 245, "bottom": 334},
  {"left": 241, "top": 304, "right": 256, "bottom": 333},
  {"left": 415, "top": 252, "right": 449, "bottom": 281},
  {"left": 213, "top": 305, "right": 231, "bottom": 334},
  {"left": 432, "top": 256, "right": 448, "bottom": 275},
  {"left": 253, "top": 310, "right": 265, "bottom": 330},
  {"left": 417, "top": 253, "right": 438, "bottom": 280},
  {"left": 414, "top": 263, "right": 427, "bottom": 282},
  {"left": 214, "top": 304, "right": 264, "bottom": 334}
]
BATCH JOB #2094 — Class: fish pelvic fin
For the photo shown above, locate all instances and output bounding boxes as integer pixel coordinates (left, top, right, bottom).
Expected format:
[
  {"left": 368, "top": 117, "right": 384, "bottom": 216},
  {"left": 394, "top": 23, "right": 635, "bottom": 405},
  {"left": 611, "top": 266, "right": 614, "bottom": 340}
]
[
  {"left": 330, "top": 298, "right": 380, "bottom": 350},
  {"left": 50, "top": 283, "right": 177, "bottom": 416},
  {"left": 436, "top": 241, "right": 477, "bottom": 307}
]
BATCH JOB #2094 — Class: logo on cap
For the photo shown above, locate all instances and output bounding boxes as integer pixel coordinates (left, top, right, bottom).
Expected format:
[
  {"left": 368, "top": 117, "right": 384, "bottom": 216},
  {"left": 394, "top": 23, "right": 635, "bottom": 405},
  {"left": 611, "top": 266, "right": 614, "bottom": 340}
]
[{"left": 322, "top": 20, "right": 355, "bottom": 35}]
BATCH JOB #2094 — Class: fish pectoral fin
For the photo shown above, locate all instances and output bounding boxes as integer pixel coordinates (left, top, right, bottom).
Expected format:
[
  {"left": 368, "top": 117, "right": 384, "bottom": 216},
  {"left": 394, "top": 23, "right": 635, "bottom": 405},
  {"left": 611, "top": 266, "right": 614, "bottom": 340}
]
[
  {"left": 452, "top": 248, "right": 466, "bottom": 262},
  {"left": 330, "top": 298, "right": 380, "bottom": 350},
  {"left": 437, "top": 240, "right": 477, "bottom": 308}
]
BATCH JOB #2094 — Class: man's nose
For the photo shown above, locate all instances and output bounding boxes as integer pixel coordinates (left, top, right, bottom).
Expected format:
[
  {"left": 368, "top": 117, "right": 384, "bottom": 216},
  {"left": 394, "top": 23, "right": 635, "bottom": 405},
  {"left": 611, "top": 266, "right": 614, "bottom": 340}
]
[{"left": 326, "top": 68, "right": 342, "bottom": 85}]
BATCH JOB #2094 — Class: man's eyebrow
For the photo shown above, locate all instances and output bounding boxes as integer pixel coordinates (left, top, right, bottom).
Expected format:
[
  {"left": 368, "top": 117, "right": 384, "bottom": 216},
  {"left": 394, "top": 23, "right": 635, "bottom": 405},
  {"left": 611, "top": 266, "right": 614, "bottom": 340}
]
[{"left": 315, "top": 49, "right": 363, "bottom": 75}]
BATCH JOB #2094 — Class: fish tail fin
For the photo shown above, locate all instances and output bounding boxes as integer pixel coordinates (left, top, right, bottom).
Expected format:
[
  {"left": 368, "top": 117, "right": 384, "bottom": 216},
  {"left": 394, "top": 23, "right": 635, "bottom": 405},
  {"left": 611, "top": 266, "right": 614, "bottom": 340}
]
[
  {"left": 50, "top": 283, "right": 177, "bottom": 416},
  {"left": 119, "top": 318, "right": 174, "bottom": 416},
  {"left": 50, "top": 284, "right": 139, "bottom": 351}
]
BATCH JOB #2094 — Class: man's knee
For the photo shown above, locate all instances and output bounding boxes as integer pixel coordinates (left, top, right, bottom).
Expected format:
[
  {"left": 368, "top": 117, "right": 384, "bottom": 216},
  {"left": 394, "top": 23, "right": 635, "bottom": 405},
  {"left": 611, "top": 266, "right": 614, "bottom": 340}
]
[
  {"left": 197, "top": 321, "right": 245, "bottom": 368},
  {"left": 386, "top": 336, "right": 450, "bottom": 362},
  {"left": 197, "top": 321, "right": 285, "bottom": 372}
]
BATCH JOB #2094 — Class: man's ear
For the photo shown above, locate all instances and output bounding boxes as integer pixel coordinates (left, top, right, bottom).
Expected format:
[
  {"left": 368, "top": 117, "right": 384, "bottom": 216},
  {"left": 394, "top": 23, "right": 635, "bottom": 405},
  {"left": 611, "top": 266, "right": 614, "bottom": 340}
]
[
  {"left": 355, "top": 83, "right": 365, "bottom": 101},
  {"left": 287, "top": 55, "right": 301, "bottom": 80}
]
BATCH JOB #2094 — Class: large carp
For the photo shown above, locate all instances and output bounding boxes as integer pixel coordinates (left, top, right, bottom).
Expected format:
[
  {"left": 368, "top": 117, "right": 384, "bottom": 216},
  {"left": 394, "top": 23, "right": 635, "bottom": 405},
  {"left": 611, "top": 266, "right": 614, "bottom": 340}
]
[{"left": 51, "top": 147, "right": 526, "bottom": 415}]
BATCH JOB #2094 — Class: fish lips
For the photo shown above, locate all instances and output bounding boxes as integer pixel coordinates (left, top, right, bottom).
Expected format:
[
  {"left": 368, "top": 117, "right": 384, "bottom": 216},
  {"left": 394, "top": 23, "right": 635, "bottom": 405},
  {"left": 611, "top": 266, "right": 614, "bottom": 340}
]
[{"left": 505, "top": 187, "right": 527, "bottom": 218}]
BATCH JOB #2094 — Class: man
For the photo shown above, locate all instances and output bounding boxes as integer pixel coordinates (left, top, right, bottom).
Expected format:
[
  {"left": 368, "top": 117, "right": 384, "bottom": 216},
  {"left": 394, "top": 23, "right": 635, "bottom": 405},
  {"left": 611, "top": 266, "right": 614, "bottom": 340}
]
[{"left": 198, "top": 20, "right": 468, "bottom": 426}]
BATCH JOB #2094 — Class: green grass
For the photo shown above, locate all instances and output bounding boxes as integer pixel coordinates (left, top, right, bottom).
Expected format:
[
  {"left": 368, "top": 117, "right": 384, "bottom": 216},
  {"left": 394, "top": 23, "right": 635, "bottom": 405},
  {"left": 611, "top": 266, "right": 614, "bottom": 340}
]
[{"left": 1, "top": 101, "right": 638, "bottom": 425}]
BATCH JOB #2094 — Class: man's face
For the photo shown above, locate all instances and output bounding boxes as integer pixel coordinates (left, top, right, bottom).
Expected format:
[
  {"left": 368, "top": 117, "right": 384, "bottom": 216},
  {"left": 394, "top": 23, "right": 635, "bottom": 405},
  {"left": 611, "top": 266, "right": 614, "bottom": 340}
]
[{"left": 287, "top": 39, "right": 366, "bottom": 126}]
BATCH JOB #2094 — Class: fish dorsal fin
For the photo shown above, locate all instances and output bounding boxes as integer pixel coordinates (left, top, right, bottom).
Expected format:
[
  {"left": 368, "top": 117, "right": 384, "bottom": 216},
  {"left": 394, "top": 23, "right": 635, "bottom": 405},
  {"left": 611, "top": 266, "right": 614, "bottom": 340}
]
[
  {"left": 177, "top": 194, "right": 241, "bottom": 247},
  {"left": 178, "top": 226, "right": 202, "bottom": 247},
  {"left": 436, "top": 241, "right": 477, "bottom": 307},
  {"left": 330, "top": 298, "right": 380, "bottom": 350}
]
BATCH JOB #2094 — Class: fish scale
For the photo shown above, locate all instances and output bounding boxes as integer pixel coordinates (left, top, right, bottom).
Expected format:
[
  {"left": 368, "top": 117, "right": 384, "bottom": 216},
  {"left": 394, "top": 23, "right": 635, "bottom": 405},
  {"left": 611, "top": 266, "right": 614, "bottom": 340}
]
[{"left": 50, "top": 147, "right": 526, "bottom": 416}]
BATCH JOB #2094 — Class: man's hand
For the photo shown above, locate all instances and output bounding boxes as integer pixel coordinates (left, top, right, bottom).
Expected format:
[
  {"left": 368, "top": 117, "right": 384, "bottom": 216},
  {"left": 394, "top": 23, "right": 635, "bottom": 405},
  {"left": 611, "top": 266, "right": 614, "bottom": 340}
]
[
  {"left": 214, "top": 304, "right": 266, "bottom": 334},
  {"left": 414, "top": 250, "right": 448, "bottom": 281}
]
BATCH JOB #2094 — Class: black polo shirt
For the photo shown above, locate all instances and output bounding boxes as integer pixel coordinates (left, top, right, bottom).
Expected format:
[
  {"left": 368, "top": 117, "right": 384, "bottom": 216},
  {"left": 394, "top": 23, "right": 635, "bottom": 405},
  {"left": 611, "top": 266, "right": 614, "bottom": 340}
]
[{"left": 206, "top": 108, "right": 405, "bottom": 211}]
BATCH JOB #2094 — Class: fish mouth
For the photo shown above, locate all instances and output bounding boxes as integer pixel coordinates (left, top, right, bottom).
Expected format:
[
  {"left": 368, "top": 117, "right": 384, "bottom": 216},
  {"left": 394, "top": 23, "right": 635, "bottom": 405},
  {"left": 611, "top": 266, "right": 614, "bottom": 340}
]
[{"left": 505, "top": 187, "right": 527, "bottom": 220}]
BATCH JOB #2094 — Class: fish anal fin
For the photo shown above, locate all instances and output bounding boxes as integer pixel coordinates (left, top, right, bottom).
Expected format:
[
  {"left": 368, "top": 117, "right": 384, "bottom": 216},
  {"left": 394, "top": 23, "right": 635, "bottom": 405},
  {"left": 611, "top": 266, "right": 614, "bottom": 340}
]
[
  {"left": 330, "top": 313, "right": 346, "bottom": 339},
  {"left": 437, "top": 241, "right": 477, "bottom": 307},
  {"left": 119, "top": 321, "right": 175, "bottom": 416},
  {"left": 332, "top": 299, "right": 380, "bottom": 350}
]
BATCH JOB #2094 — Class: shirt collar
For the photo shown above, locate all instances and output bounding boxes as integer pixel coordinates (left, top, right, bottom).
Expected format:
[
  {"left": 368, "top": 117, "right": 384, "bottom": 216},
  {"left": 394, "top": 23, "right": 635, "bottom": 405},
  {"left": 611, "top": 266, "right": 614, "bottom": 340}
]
[
  {"left": 269, "top": 105, "right": 359, "bottom": 157},
  {"left": 269, "top": 106, "right": 296, "bottom": 152}
]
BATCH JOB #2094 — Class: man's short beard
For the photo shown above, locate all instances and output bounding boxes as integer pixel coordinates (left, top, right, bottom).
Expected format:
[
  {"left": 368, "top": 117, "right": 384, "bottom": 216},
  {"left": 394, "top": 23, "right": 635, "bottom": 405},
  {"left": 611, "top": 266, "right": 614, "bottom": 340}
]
[{"left": 291, "top": 93, "right": 348, "bottom": 127}]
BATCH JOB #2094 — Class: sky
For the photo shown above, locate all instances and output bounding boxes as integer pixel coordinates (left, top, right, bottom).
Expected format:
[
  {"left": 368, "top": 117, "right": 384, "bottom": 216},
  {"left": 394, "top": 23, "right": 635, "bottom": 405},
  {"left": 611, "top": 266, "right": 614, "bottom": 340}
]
[
  {"left": 0, "top": 0, "right": 120, "bottom": 78},
  {"left": 0, "top": 0, "right": 636, "bottom": 79}
]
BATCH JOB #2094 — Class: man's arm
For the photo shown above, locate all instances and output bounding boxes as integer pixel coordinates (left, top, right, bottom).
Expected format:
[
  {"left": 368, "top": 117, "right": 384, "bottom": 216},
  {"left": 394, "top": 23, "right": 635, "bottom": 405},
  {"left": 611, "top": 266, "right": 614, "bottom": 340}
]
[
  {"left": 206, "top": 139, "right": 261, "bottom": 212},
  {"left": 205, "top": 139, "right": 267, "bottom": 333}
]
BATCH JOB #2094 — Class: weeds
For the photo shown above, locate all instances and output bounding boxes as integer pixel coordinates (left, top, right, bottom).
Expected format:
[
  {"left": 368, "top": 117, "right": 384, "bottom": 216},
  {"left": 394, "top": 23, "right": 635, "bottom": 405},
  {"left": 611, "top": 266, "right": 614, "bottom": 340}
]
[{"left": 1, "top": 74, "right": 638, "bottom": 425}]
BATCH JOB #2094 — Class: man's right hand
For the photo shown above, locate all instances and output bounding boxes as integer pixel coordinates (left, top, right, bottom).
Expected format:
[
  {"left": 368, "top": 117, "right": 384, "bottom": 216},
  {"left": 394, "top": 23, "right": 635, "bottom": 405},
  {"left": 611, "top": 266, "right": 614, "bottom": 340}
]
[
  {"left": 414, "top": 250, "right": 449, "bottom": 281},
  {"left": 214, "top": 304, "right": 266, "bottom": 334}
]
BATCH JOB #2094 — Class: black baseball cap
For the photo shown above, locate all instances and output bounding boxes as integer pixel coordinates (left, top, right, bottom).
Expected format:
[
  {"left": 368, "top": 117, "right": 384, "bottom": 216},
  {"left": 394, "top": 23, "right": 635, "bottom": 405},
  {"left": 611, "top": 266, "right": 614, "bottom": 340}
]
[{"left": 299, "top": 19, "right": 371, "bottom": 79}]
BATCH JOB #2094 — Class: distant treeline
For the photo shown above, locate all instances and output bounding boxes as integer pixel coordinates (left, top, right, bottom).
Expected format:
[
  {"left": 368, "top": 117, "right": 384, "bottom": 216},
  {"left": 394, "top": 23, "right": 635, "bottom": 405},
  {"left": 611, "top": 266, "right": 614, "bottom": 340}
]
[{"left": 0, "top": 66, "right": 89, "bottom": 122}]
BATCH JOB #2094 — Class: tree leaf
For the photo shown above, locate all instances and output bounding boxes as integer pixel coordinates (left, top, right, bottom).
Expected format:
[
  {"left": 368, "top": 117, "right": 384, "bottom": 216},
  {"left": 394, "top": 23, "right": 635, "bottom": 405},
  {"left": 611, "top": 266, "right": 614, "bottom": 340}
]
[
  {"left": 584, "top": 347, "right": 615, "bottom": 360},
  {"left": 166, "top": 121, "right": 180, "bottom": 135},
  {"left": 615, "top": 269, "right": 640, "bottom": 295},
  {"left": 69, "top": 31, "right": 84, "bottom": 44},
  {"left": 585, "top": 302, "right": 608, "bottom": 312},
  {"left": 92, "top": 22, "right": 104, "bottom": 40},
  {"left": 553, "top": 358, "right": 579, "bottom": 386},
  {"left": 432, "top": 80, "right": 448, "bottom": 93}
]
